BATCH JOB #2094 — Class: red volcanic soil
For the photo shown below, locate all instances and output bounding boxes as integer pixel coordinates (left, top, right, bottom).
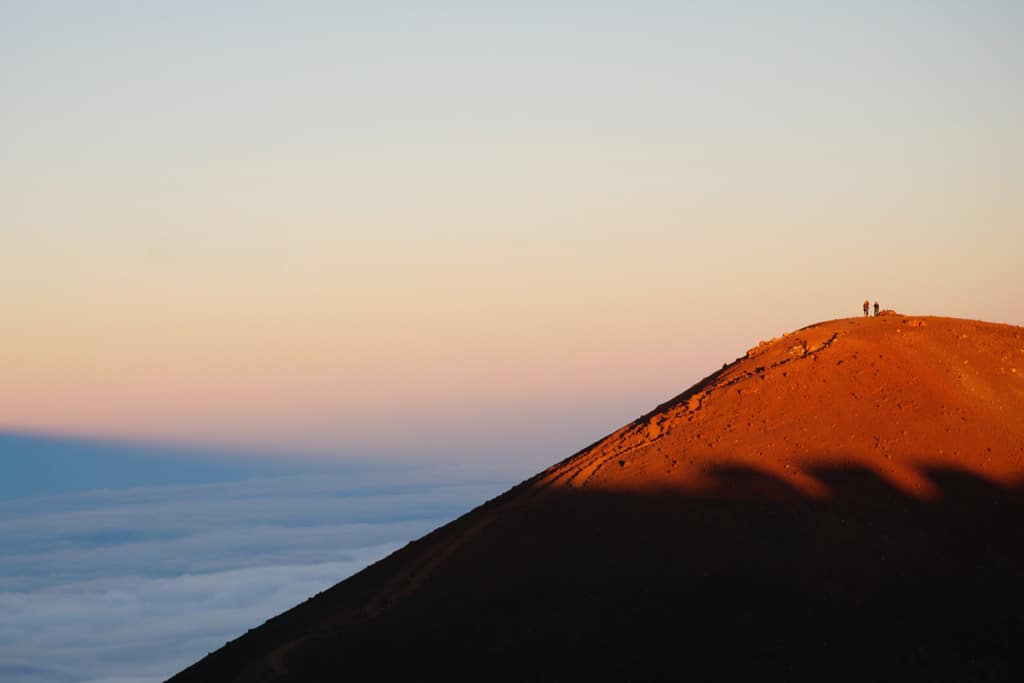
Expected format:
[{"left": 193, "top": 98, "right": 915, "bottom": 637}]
[{"left": 170, "top": 316, "right": 1024, "bottom": 682}]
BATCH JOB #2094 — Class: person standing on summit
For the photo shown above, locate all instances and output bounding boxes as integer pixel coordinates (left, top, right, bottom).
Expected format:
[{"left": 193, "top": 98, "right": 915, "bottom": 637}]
[
  {"left": 863, "top": 300, "right": 870, "bottom": 317},
  {"left": 874, "top": 301, "right": 880, "bottom": 316}
]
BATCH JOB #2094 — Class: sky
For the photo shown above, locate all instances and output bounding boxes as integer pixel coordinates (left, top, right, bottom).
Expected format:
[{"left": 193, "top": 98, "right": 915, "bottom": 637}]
[{"left": 3, "top": 2, "right": 1024, "bottom": 464}]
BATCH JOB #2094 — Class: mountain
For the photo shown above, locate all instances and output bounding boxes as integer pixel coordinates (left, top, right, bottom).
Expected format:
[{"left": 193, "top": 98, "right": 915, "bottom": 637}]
[{"left": 169, "top": 315, "right": 1024, "bottom": 682}]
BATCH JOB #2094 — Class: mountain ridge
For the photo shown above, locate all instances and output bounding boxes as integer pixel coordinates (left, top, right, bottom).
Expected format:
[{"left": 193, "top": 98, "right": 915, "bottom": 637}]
[{"left": 170, "top": 315, "right": 1024, "bottom": 682}]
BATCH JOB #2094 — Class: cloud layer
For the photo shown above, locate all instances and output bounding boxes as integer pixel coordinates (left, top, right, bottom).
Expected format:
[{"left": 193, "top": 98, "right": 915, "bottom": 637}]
[{"left": 0, "top": 473, "right": 507, "bottom": 683}]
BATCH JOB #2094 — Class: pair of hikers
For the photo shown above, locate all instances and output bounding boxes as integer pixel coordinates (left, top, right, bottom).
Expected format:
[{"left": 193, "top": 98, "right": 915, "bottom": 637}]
[{"left": 862, "top": 300, "right": 880, "bottom": 317}]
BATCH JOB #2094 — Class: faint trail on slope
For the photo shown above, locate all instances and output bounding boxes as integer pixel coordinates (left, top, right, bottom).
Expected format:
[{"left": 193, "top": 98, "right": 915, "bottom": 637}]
[
  {"left": 533, "top": 330, "right": 842, "bottom": 490},
  {"left": 261, "top": 512, "right": 498, "bottom": 678}
]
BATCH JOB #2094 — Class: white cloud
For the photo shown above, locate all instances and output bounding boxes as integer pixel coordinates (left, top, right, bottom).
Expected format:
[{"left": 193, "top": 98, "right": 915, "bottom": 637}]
[
  {"left": 0, "top": 474, "right": 507, "bottom": 682},
  {"left": 1, "top": 556, "right": 389, "bottom": 682}
]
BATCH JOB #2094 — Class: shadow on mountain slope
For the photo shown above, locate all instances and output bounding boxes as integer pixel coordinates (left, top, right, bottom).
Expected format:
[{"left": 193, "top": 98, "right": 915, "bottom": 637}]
[{"left": 170, "top": 462, "right": 1024, "bottom": 683}]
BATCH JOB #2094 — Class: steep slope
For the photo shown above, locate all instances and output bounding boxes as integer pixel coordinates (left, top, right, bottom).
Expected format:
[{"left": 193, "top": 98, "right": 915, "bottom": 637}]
[{"left": 170, "top": 316, "right": 1024, "bottom": 682}]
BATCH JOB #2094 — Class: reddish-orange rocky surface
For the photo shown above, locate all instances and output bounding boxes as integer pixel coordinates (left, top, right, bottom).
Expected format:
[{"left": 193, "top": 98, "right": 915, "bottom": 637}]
[{"left": 170, "top": 316, "right": 1024, "bottom": 682}]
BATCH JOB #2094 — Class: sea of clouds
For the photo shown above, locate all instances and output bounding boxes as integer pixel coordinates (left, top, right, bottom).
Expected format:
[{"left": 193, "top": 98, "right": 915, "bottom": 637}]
[{"left": 0, "top": 471, "right": 509, "bottom": 683}]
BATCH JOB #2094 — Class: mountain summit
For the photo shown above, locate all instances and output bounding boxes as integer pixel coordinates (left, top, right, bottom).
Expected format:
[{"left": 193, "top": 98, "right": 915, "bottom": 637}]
[{"left": 170, "top": 316, "right": 1024, "bottom": 682}]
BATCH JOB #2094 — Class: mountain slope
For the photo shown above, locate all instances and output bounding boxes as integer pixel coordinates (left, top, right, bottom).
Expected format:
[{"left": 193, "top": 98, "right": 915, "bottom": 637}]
[{"left": 170, "top": 315, "right": 1024, "bottom": 682}]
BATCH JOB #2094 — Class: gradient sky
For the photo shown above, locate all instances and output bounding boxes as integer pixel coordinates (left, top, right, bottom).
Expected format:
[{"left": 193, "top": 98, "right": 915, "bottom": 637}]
[{"left": 3, "top": 1, "right": 1022, "bottom": 468}]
